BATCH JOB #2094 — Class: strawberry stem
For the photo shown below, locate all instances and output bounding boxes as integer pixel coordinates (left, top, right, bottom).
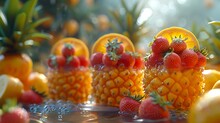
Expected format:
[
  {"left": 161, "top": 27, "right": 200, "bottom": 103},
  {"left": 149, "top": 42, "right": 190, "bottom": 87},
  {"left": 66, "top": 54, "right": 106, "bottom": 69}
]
[
  {"left": 149, "top": 91, "right": 171, "bottom": 109},
  {"left": 1, "top": 99, "right": 17, "bottom": 113}
]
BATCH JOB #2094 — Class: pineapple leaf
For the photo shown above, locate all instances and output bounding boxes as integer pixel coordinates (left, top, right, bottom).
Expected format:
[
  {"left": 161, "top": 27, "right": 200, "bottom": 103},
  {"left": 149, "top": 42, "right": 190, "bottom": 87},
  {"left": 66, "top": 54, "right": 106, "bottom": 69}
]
[
  {"left": 121, "top": 0, "right": 129, "bottom": 12},
  {"left": 18, "top": 0, "right": 37, "bottom": 24},
  {"left": 126, "top": 13, "right": 133, "bottom": 32},
  {"left": 3, "top": 0, "right": 21, "bottom": 25},
  {"left": 14, "top": 12, "right": 26, "bottom": 31},
  {"left": 110, "top": 10, "right": 123, "bottom": 27},
  {"left": 216, "top": 29, "right": 220, "bottom": 34},
  {"left": 0, "top": 9, "right": 8, "bottom": 33},
  {"left": 26, "top": 17, "right": 51, "bottom": 31},
  {"left": 209, "top": 21, "right": 220, "bottom": 27},
  {"left": 24, "top": 32, "right": 52, "bottom": 41},
  {"left": 131, "top": 1, "right": 139, "bottom": 15},
  {"left": 24, "top": 39, "right": 39, "bottom": 46}
]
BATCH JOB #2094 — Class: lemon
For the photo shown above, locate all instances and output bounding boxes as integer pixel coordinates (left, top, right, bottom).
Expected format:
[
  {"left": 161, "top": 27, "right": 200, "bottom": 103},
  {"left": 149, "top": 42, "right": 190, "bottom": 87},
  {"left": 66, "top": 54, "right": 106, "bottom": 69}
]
[
  {"left": 28, "top": 72, "right": 49, "bottom": 96},
  {"left": 0, "top": 74, "right": 24, "bottom": 105},
  {"left": 188, "top": 89, "right": 220, "bottom": 123}
]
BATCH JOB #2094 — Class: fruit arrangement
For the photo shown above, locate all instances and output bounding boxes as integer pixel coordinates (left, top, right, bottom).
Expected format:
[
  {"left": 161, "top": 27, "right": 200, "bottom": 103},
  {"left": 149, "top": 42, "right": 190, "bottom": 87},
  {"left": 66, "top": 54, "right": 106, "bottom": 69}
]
[
  {"left": 144, "top": 27, "right": 207, "bottom": 110},
  {"left": 47, "top": 38, "right": 92, "bottom": 103},
  {"left": 91, "top": 33, "right": 145, "bottom": 107},
  {"left": 119, "top": 92, "right": 170, "bottom": 120}
]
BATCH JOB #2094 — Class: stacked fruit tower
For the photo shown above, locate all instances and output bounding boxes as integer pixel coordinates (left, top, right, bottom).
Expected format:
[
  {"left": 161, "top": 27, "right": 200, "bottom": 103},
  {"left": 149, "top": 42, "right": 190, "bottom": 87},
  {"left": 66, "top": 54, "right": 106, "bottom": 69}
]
[
  {"left": 144, "top": 27, "right": 207, "bottom": 111},
  {"left": 90, "top": 33, "right": 145, "bottom": 107},
  {"left": 47, "top": 38, "right": 92, "bottom": 103}
]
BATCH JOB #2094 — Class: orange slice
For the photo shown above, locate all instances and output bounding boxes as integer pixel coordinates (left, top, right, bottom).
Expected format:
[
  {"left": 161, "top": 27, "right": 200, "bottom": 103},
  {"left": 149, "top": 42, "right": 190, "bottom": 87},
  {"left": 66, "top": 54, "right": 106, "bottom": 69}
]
[
  {"left": 51, "top": 38, "right": 89, "bottom": 59},
  {"left": 91, "top": 33, "right": 135, "bottom": 54},
  {"left": 155, "top": 27, "right": 200, "bottom": 50}
]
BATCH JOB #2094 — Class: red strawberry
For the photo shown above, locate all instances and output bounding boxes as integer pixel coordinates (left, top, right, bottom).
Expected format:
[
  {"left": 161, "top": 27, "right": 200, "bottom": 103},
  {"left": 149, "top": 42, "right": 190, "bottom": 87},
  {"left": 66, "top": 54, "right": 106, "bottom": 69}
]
[
  {"left": 151, "top": 37, "right": 170, "bottom": 54},
  {"left": 145, "top": 53, "right": 163, "bottom": 67},
  {"left": 56, "top": 55, "right": 66, "bottom": 68},
  {"left": 0, "top": 99, "right": 29, "bottom": 123},
  {"left": 47, "top": 55, "right": 56, "bottom": 68},
  {"left": 90, "top": 52, "right": 104, "bottom": 66},
  {"left": 181, "top": 49, "right": 198, "bottom": 69},
  {"left": 0, "top": 107, "right": 29, "bottom": 123},
  {"left": 102, "top": 53, "right": 118, "bottom": 67},
  {"left": 195, "top": 52, "right": 207, "bottom": 68},
  {"left": 117, "top": 52, "right": 135, "bottom": 67},
  {"left": 66, "top": 56, "right": 80, "bottom": 68},
  {"left": 170, "top": 38, "right": 187, "bottom": 54},
  {"left": 134, "top": 55, "right": 145, "bottom": 69},
  {"left": 106, "top": 39, "right": 125, "bottom": 55},
  {"left": 139, "top": 92, "right": 170, "bottom": 120},
  {"left": 62, "top": 43, "right": 75, "bottom": 57},
  {"left": 19, "top": 90, "right": 43, "bottom": 105},
  {"left": 164, "top": 52, "right": 181, "bottom": 70},
  {"left": 119, "top": 95, "right": 143, "bottom": 115},
  {"left": 78, "top": 56, "right": 89, "bottom": 67}
]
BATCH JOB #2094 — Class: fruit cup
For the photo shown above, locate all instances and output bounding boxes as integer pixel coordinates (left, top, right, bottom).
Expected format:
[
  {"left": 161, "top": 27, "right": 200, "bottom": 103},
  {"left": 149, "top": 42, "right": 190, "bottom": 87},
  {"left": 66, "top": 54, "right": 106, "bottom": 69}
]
[
  {"left": 90, "top": 33, "right": 145, "bottom": 107},
  {"left": 143, "top": 27, "right": 206, "bottom": 112},
  {"left": 47, "top": 38, "right": 92, "bottom": 104}
]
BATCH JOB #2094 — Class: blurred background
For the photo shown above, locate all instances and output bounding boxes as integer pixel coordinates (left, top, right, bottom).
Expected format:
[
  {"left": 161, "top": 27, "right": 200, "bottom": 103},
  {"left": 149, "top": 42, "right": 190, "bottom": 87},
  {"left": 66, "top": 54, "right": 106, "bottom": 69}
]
[{"left": 1, "top": 0, "right": 220, "bottom": 73}]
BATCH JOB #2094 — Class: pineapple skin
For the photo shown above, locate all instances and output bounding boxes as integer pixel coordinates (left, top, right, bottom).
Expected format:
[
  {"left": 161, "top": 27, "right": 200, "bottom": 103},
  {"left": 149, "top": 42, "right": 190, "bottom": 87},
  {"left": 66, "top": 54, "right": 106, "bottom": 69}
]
[
  {"left": 143, "top": 66, "right": 205, "bottom": 110},
  {"left": 92, "top": 66, "right": 145, "bottom": 107},
  {"left": 47, "top": 68, "right": 92, "bottom": 103}
]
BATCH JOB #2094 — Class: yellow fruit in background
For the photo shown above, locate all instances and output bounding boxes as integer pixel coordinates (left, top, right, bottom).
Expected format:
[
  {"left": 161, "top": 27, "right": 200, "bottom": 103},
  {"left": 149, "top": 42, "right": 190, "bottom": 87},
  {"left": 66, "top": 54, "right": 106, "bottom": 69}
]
[
  {"left": 63, "top": 20, "right": 79, "bottom": 36},
  {"left": 203, "top": 69, "right": 220, "bottom": 92},
  {"left": 188, "top": 89, "right": 220, "bottom": 123},
  {"left": 0, "top": 75, "right": 24, "bottom": 105},
  {"left": 28, "top": 72, "right": 49, "bottom": 96}
]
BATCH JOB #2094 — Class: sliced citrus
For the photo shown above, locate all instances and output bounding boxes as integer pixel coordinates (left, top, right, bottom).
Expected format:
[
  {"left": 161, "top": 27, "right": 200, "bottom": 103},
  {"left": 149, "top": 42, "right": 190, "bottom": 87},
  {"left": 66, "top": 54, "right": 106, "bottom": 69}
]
[
  {"left": 156, "top": 27, "right": 200, "bottom": 50},
  {"left": 0, "top": 75, "right": 24, "bottom": 105},
  {"left": 91, "top": 33, "right": 135, "bottom": 54},
  {"left": 51, "top": 38, "right": 89, "bottom": 59}
]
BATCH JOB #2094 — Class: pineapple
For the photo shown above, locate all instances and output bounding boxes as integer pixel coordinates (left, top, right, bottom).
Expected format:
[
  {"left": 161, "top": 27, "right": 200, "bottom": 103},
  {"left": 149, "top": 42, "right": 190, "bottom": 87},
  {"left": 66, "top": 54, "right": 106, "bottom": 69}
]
[
  {"left": 47, "top": 38, "right": 92, "bottom": 103},
  {"left": 0, "top": 0, "right": 51, "bottom": 89},
  {"left": 91, "top": 33, "right": 145, "bottom": 107},
  {"left": 143, "top": 27, "right": 206, "bottom": 110}
]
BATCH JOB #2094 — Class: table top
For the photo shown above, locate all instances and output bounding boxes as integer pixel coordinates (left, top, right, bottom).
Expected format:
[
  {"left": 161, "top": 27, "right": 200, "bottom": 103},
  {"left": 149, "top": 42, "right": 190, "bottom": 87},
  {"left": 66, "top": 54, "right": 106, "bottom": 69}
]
[{"left": 29, "top": 104, "right": 188, "bottom": 123}]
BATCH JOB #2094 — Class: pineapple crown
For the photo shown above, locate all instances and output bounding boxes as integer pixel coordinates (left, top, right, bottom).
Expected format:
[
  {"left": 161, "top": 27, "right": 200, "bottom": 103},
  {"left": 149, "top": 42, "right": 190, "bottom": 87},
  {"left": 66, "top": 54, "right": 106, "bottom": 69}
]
[
  {"left": 0, "top": 0, "right": 51, "bottom": 54},
  {"left": 149, "top": 91, "right": 171, "bottom": 109}
]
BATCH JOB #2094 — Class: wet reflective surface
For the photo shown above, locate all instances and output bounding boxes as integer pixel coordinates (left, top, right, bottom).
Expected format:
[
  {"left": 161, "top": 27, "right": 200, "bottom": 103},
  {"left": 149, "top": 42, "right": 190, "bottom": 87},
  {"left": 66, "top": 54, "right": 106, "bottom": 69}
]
[{"left": 29, "top": 100, "right": 187, "bottom": 123}]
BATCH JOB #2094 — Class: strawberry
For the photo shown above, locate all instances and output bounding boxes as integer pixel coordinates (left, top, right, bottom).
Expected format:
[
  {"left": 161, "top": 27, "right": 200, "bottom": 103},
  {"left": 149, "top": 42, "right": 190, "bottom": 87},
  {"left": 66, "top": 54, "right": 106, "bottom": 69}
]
[
  {"left": 181, "top": 49, "right": 198, "bottom": 69},
  {"left": 66, "top": 56, "right": 80, "bottom": 68},
  {"left": 47, "top": 55, "right": 56, "bottom": 68},
  {"left": 18, "top": 90, "right": 43, "bottom": 105},
  {"left": 106, "top": 38, "right": 124, "bottom": 55},
  {"left": 195, "top": 52, "right": 207, "bottom": 68},
  {"left": 56, "top": 55, "right": 66, "bottom": 68},
  {"left": 151, "top": 36, "right": 170, "bottom": 54},
  {"left": 119, "top": 95, "right": 143, "bottom": 115},
  {"left": 90, "top": 52, "right": 104, "bottom": 66},
  {"left": 134, "top": 56, "right": 145, "bottom": 69},
  {"left": 139, "top": 92, "right": 170, "bottom": 120},
  {"left": 0, "top": 99, "right": 29, "bottom": 123},
  {"left": 170, "top": 38, "right": 187, "bottom": 54},
  {"left": 117, "top": 52, "right": 135, "bottom": 68},
  {"left": 102, "top": 53, "right": 118, "bottom": 67},
  {"left": 164, "top": 52, "right": 181, "bottom": 70},
  {"left": 62, "top": 43, "right": 75, "bottom": 57},
  {"left": 145, "top": 53, "right": 163, "bottom": 67},
  {"left": 78, "top": 56, "right": 89, "bottom": 67}
]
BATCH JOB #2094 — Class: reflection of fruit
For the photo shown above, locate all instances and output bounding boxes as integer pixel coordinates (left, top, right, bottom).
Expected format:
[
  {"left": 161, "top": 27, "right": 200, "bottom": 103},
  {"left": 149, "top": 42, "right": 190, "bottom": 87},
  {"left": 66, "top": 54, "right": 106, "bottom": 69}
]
[
  {"left": 0, "top": 75, "right": 24, "bottom": 105},
  {"left": 139, "top": 92, "right": 170, "bottom": 120},
  {"left": 63, "top": 20, "right": 79, "bottom": 36},
  {"left": 51, "top": 38, "right": 89, "bottom": 59},
  {"left": 156, "top": 27, "right": 200, "bottom": 50},
  {"left": 144, "top": 27, "right": 205, "bottom": 110},
  {"left": 203, "top": 69, "right": 220, "bottom": 92},
  {"left": 188, "top": 89, "right": 220, "bottom": 123},
  {"left": 91, "top": 33, "right": 135, "bottom": 54},
  {"left": 91, "top": 33, "right": 144, "bottom": 107},
  {"left": 28, "top": 72, "right": 49, "bottom": 96},
  {"left": 0, "top": 100, "right": 30, "bottom": 123},
  {"left": 48, "top": 38, "right": 92, "bottom": 103}
]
